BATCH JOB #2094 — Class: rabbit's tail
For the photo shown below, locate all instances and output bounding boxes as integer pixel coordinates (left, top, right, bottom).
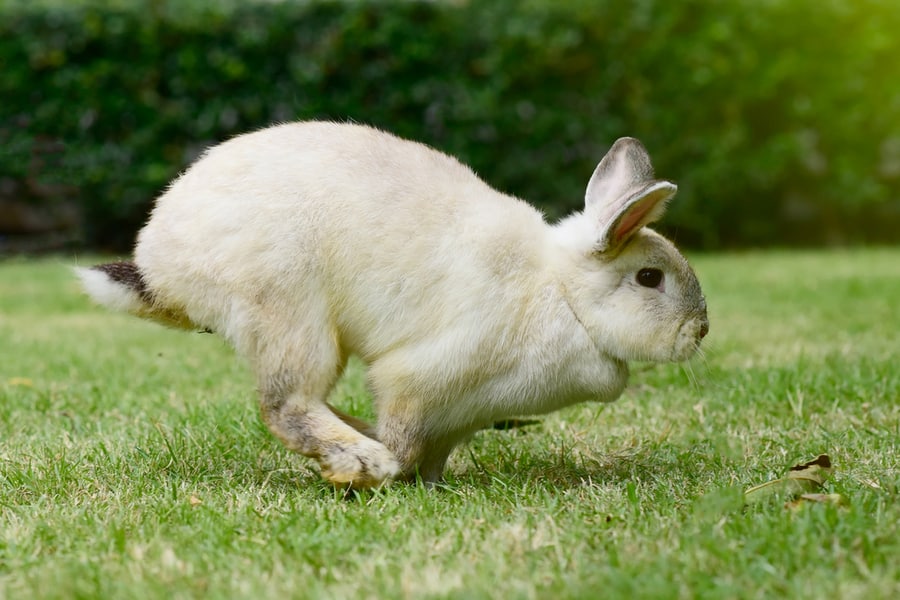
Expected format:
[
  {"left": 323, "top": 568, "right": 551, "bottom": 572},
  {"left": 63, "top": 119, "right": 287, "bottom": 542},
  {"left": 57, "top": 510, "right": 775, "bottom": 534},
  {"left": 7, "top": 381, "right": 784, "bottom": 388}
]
[{"left": 75, "top": 261, "right": 196, "bottom": 330}]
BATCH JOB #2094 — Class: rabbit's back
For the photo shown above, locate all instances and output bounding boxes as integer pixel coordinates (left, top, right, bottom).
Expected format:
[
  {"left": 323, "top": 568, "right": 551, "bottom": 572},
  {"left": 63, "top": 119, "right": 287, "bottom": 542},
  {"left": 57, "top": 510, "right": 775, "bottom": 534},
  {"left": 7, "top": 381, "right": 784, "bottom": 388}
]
[{"left": 135, "top": 121, "right": 548, "bottom": 357}]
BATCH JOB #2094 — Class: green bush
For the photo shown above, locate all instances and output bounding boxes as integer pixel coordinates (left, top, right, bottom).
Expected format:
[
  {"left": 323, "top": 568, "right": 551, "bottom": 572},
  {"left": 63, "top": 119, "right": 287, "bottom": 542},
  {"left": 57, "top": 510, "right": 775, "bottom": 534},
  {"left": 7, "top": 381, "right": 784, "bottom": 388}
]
[{"left": 2, "top": 0, "right": 898, "bottom": 250}]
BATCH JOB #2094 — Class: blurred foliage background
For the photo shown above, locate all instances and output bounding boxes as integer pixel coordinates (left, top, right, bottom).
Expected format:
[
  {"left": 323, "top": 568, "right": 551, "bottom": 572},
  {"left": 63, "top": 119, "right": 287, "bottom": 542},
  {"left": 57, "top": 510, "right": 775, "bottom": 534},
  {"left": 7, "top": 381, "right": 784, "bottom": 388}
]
[{"left": 1, "top": 0, "right": 898, "bottom": 252}]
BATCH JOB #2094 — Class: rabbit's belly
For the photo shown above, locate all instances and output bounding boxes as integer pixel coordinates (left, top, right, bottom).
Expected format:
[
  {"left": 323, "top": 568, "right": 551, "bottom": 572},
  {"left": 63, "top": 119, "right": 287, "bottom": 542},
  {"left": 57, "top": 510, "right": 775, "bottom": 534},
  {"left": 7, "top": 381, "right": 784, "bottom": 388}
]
[
  {"left": 445, "top": 356, "right": 629, "bottom": 427},
  {"left": 422, "top": 358, "right": 628, "bottom": 432}
]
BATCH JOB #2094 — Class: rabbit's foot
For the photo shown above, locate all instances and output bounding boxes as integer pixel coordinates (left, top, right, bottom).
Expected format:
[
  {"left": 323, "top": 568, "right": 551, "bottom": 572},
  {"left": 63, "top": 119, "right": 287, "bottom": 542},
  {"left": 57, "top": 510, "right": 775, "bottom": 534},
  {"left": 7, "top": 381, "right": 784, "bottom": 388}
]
[
  {"left": 319, "top": 436, "right": 401, "bottom": 488},
  {"left": 258, "top": 374, "right": 400, "bottom": 489}
]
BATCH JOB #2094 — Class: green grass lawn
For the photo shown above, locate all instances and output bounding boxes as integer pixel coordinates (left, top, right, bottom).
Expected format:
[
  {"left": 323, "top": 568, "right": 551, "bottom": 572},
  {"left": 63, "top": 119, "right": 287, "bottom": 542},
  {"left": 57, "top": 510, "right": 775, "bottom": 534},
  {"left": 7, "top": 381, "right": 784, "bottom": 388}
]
[{"left": 1, "top": 249, "right": 898, "bottom": 599}]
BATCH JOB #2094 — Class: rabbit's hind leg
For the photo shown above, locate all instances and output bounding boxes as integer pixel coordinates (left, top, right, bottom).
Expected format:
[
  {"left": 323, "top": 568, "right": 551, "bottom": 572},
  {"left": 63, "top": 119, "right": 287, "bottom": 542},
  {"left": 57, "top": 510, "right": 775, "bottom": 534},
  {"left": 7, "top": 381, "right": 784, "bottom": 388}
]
[{"left": 256, "top": 342, "right": 400, "bottom": 489}]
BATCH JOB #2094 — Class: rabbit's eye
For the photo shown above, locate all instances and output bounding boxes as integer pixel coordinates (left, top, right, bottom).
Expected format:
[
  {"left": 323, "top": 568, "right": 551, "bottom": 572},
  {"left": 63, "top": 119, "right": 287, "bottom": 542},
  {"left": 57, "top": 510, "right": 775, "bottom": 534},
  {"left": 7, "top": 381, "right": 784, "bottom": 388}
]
[{"left": 636, "top": 268, "right": 663, "bottom": 288}]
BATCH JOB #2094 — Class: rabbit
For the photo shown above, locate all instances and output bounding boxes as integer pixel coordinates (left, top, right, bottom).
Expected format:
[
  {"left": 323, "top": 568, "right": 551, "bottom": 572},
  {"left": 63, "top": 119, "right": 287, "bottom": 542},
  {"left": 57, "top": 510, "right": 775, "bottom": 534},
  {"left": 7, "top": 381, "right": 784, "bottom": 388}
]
[{"left": 76, "top": 121, "right": 709, "bottom": 488}]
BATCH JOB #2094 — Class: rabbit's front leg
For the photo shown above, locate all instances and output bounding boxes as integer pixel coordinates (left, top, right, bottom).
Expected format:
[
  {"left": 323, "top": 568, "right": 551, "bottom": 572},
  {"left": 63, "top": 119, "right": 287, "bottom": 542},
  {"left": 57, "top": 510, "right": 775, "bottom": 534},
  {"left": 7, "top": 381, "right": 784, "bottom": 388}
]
[{"left": 375, "top": 404, "right": 457, "bottom": 484}]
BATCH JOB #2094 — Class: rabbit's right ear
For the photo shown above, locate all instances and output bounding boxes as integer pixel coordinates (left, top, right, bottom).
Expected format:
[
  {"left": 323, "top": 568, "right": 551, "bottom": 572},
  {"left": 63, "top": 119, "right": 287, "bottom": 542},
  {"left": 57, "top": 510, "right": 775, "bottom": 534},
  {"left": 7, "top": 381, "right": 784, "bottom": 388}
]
[{"left": 585, "top": 137, "right": 677, "bottom": 253}]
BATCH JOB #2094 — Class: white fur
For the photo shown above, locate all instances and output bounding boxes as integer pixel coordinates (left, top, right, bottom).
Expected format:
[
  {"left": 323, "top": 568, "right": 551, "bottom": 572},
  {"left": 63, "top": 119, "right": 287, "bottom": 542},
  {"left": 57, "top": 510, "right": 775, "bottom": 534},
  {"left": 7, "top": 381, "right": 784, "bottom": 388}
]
[
  {"left": 75, "top": 267, "right": 145, "bottom": 314},
  {"left": 80, "top": 121, "right": 708, "bottom": 487}
]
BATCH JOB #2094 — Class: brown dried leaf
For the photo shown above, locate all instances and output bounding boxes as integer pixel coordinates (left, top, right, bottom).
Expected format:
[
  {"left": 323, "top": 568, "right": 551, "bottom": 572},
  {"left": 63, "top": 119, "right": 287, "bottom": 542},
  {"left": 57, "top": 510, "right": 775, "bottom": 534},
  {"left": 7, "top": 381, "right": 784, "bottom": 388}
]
[
  {"left": 786, "top": 454, "right": 832, "bottom": 487},
  {"left": 744, "top": 454, "right": 833, "bottom": 505},
  {"left": 785, "top": 493, "right": 848, "bottom": 510}
]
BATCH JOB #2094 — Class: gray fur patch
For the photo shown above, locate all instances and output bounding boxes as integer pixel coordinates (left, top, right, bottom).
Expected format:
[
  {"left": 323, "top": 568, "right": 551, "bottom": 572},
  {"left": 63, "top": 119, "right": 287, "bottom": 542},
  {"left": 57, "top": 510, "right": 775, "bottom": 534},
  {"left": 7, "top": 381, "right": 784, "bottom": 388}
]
[
  {"left": 94, "top": 261, "right": 153, "bottom": 302},
  {"left": 259, "top": 371, "right": 299, "bottom": 414}
]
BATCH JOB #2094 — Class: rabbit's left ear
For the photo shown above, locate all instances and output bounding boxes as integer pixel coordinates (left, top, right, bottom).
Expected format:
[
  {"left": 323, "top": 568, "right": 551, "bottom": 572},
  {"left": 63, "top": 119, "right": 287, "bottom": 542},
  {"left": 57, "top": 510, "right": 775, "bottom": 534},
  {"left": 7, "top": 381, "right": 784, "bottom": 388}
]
[{"left": 585, "top": 137, "right": 677, "bottom": 253}]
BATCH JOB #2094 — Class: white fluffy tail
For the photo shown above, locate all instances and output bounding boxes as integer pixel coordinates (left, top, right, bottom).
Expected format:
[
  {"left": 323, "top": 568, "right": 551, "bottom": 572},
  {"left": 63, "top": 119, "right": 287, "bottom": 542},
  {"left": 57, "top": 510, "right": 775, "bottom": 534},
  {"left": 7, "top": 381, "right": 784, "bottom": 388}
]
[
  {"left": 76, "top": 263, "right": 146, "bottom": 313},
  {"left": 75, "top": 261, "right": 196, "bottom": 329}
]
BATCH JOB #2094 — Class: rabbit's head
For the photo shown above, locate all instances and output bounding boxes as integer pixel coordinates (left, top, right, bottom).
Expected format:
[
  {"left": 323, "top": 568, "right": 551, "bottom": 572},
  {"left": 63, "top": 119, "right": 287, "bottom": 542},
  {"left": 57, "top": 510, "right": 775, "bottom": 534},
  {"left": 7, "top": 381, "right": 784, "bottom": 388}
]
[{"left": 553, "top": 138, "right": 708, "bottom": 363}]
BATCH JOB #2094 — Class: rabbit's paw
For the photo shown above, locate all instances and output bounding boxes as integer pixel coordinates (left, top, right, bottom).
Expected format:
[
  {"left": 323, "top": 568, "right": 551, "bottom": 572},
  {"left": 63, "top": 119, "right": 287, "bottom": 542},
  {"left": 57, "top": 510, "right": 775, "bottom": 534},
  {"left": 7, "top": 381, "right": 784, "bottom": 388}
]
[{"left": 319, "top": 437, "right": 402, "bottom": 489}]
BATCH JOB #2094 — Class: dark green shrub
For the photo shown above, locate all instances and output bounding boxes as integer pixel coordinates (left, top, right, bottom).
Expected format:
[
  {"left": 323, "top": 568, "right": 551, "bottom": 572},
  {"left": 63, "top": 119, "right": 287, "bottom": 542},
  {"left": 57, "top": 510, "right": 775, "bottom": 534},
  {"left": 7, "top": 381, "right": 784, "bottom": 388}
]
[{"left": 1, "top": 0, "right": 898, "bottom": 250}]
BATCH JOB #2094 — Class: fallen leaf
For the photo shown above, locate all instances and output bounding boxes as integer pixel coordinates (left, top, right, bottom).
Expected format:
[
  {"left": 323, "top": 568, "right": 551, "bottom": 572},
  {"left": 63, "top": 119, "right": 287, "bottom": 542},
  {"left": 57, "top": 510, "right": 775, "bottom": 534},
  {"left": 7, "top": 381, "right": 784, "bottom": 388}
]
[
  {"left": 744, "top": 454, "right": 833, "bottom": 506},
  {"left": 787, "top": 454, "right": 832, "bottom": 486},
  {"left": 189, "top": 495, "right": 202, "bottom": 507},
  {"left": 785, "top": 493, "right": 848, "bottom": 510}
]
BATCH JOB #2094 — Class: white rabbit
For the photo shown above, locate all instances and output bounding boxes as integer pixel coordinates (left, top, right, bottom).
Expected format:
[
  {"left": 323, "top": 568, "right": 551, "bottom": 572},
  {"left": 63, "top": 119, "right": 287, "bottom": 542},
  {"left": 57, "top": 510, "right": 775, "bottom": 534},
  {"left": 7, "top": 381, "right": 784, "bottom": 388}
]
[{"left": 77, "top": 121, "right": 708, "bottom": 488}]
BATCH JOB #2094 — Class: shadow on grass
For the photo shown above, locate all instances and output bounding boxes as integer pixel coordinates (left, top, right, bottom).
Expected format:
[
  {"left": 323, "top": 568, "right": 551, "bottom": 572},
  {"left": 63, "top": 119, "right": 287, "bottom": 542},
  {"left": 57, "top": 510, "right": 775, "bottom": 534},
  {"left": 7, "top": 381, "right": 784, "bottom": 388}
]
[
  {"left": 106, "top": 417, "right": 730, "bottom": 501},
  {"left": 435, "top": 429, "right": 733, "bottom": 499}
]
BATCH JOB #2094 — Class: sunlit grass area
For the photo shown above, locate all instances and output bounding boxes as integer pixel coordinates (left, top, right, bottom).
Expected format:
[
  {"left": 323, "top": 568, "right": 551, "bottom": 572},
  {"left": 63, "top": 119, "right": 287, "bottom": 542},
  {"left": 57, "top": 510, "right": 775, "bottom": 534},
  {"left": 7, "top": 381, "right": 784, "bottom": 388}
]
[{"left": 1, "top": 250, "right": 898, "bottom": 599}]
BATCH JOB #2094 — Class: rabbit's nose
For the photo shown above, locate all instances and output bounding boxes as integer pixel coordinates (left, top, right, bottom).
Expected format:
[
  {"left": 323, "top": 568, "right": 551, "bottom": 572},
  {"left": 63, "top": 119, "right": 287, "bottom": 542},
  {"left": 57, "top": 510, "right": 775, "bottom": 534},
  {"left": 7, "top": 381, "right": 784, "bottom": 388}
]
[{"left": 699, "top": 319, "right": 709, "bottom": 339}]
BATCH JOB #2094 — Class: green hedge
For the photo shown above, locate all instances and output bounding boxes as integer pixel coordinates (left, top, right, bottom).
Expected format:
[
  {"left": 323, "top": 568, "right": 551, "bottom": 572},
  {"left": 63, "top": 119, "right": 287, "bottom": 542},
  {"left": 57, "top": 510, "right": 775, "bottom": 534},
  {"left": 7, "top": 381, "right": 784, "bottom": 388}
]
[{"left": 2, "top": 0, "right": 899, "bottom": 250}]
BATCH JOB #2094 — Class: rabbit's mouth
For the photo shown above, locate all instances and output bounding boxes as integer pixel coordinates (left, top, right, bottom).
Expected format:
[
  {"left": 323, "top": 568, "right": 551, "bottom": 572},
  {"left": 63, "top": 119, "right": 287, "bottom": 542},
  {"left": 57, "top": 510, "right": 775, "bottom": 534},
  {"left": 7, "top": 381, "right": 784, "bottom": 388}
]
[{"left": 672, "top": 315, "right": 708, "bottom": 361}]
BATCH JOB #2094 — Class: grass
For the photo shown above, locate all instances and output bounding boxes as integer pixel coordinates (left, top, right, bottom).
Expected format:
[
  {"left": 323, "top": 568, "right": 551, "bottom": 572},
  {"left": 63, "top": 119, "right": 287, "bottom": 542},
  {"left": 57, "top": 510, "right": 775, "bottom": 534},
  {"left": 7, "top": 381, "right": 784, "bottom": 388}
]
[{"left": 1, "top": 248, "right": 898, "bottom": 599}]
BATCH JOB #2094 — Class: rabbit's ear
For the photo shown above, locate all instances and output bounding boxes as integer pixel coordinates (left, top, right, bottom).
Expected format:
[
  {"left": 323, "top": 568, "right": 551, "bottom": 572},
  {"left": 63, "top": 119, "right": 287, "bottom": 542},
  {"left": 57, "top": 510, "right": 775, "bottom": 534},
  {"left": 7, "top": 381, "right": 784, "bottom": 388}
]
[{"left": 585, "top": 137, "right": 677, "bottom": 253}]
